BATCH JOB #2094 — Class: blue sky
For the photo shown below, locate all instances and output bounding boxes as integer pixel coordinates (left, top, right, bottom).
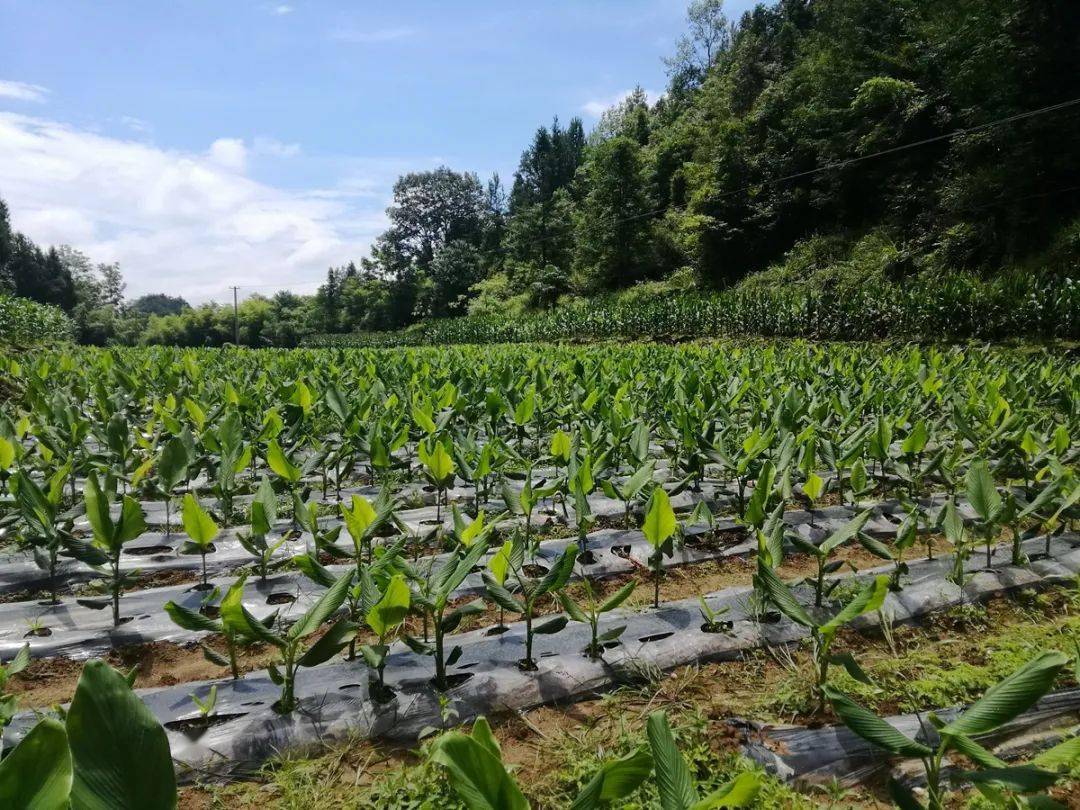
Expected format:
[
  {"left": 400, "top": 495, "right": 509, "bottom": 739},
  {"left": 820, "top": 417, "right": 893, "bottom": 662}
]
[{"left": 0, "top": 0, "right": 756, "bottom": 301}]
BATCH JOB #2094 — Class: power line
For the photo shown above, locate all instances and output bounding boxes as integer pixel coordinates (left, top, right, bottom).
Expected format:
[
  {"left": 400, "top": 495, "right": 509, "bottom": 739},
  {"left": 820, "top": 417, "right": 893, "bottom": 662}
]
[{"left": 513, "top": 94, "right": 1080, "bottom": 248}]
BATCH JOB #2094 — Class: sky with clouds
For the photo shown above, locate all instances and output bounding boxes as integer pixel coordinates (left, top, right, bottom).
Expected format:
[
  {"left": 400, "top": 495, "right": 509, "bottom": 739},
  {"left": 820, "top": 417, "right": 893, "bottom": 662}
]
[{"left": 0, "top": 0, "right": 756, "bottom": 302}]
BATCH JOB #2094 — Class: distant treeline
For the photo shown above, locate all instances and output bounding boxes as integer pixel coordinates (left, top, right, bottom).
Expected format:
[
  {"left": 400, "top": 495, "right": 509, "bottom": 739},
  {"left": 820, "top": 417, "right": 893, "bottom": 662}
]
[{"left": 2, "top": 0, "right": 1079, "bottom": 347}]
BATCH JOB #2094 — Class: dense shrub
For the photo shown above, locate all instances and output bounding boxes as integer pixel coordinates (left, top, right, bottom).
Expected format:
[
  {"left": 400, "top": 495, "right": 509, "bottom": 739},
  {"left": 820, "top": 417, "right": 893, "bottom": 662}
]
[{"left": 0, "top": 294, "right": 74, "bottom": 348}]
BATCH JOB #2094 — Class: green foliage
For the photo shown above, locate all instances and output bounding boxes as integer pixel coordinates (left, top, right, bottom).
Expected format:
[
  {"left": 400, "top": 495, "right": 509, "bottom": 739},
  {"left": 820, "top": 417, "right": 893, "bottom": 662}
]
[
  {"left": 0, "top": 659, "right": 176, "bottom": 810},
  {"left": 0, "top": 294, "right": 74, "bottom": 349}
]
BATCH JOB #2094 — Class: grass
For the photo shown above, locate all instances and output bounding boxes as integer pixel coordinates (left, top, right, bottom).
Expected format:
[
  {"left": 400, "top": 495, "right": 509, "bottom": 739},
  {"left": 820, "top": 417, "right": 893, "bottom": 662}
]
[{"left": 183, "top": 584, "right": 1080, "bottom": 809}]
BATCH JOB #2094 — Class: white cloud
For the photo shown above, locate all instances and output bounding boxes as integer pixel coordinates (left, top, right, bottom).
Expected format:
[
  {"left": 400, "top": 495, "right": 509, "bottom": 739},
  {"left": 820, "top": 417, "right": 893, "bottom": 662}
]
[
  {"left": 207, "top": 137, "right": 247, "bottom": 172},
  {"left": 270, "top": 4, "right": 293, "bottom": 15},
  {"left": 0, "top": 80, "right": 49, "bottom": 103},
  {"left": 581, "top": 88, "right": 661, "bottom": 118},
  {"left": 253, "top": 136, "right": 301, "bottom": 158},
  {"left": 332, "top": 26, "right": 416, "bottom": 44},
  {"left": 0, "top": 112, "right": 391, "bottom": 302},
  {"left": 119, "top": 115, "right": 152, "bottom": 134}
]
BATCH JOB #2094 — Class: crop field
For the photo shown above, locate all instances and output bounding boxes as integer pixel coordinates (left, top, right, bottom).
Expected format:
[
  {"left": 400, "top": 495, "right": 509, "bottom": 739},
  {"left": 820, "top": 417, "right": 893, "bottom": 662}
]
[{"left": 0, "top": 340, "right": 1078, "bottom": 809}]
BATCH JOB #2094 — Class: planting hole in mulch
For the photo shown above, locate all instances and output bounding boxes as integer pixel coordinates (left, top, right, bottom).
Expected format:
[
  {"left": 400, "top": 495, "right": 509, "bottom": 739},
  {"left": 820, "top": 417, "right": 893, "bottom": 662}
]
[
  {"left": 179, "top": 543, "right": 217, "bottom": 555},
  {"left": 266, "top": 593, "right": 296, "bottom": 605},
  {"left": 485, "top": 625, "right": 509, "bottom": 636},
  {"left": 638, "top": 631, "right": 674, "bottom": 644},
  {"left": 165, "top": 712, "right": 247, "bottom": 733},
  {"left": 124, "top": 545, "right": 174, "bottom": 556},
  {"left": 431, "top": 672, "right": 475, "bottom": 688},
  {"left": 24, "top": 626, "right": 52, "bottom": 637},
  {"left": 611, "top": 545, "right": 632, "bottom": 559},
  {"left": 700, "top": 621, "right": 734, "bottom": 634},
  {"left": 523, "top": 563, "right": 549, "bottom": 577}
]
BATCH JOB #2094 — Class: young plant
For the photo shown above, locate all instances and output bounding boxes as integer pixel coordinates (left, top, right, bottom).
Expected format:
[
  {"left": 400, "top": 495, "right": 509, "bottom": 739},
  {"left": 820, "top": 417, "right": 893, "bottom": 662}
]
[
  {"left": 789, "top": 511, "right": 871, "bottom": 607},
  {"left": 237, "top": 475, "right": 286, "bottom": 580},
  {"left": 341, "top": 492, "right": 393, "bottom": 567},
  {"left": 10, "top": 465, "right": 75, "bottom": 605},
  {"left": 180, "top": 492, "right": 219, "bottom": 589},
  {"left": 418, "top": 436, "right": 456, "bottom": 522},
  {"left": 500, "top": 468, "right": 558, "bottom": 559},
  {"left": 568, "top": 452, "right": 598, "bottom": 562},
  {"left": 644, "top": 711, "right": 762, "bottom": 810},
  {"left": 164, "top": 574, "right": 268, "bottom": 679},
  {"left": 359, "top": 572, "right": 411, "bottom": 700},
  {"left": 404, "top": 538, "right": 490, "bottom": 691},
  {"left": 559, "top": 577, "right": 636, "bottom": 659},
  {"left": 759, "top": 561, "right": 889, "bottom": 712},
  {"left": 190, "top": 683, "right": 218, "bottom": 718},
  {"left": 429, "top": 713, "right": 745, "bottom": 810},
  {"left": 642, "top": 487, "right": 676, "bottom": 608},
  {"left": 83, "top": 472, "right": 148, "bottom": 627},
  {"left": 698, "top": 596, "right": 732, "bottom": 633},
  {"left": 826, "top": 650, "right": 1071, "bottom": 810},
  {"left": 152, "top": 436, "right": 189, "bottom": 536},
  {"left": 1020, "top": 472, "right": 1080, "bottom": 559},
  {"left": 967, "top": 458, "right": 1004, "bottom": 568},
  {"left": 600, "top": 460, "right": 655, "bottom": 529},
  {"left": 857, "top": 511, "right": 918, "bottom": 592},
  {"left": 209, "top": 411, "right": 251, "bottom": 526},
  {"left": 231, "top": 569, "right": 355, "bottom": 713},
  {"left": 265, "top": 438, "right": 305, "bottom": 526},
  {"left": 483, "top": 538, "right": 577, "bottom": 670}
]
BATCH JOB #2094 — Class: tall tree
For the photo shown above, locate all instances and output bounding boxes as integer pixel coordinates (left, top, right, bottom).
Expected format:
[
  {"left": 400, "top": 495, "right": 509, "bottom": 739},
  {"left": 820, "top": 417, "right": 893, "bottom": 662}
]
[{"left": 572, "top": 136, "right": 654, "bottom": 292}]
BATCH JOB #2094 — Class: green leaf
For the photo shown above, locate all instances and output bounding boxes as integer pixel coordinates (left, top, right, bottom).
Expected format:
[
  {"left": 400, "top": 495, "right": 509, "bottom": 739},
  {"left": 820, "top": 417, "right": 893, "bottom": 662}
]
[
  {"left": 966, "top": 459, "right": 1002, "bottom": 523},
  {"left": 819, "top": 511, "right": 871, "bottom": 556},
  {"left": 598, "top": 580, "right": 636, "bottom": 613},
  {"left": 957, "top": 765, "right": 1061, "bottom": 793},
  {"left": 642, "top": 488, "right": 676, "bottom": 549},
  {"left": 0, "top": 718, "right": 73, "bottom": 810},
  {"left": 943, "top": 651, "right": 1068, "bottom": 738},
  {"left": 901, "top": 420, "right": 928, "bottom": 456},
  {"left": 621, "top": 461, "right": 655, "bottom": 500},
  {"left": 83, "top": 473, "right": 115, "bottom": 547},
  {"left": 157, "top": 437, "right": 189, "bottom": 492},
  {"left": 569, "top": 748, "right": 652, "bottom": 810},
  {"left": 180, "top": 493, "right": 218, "bottom": 546},
  {"left": 163, "top": 600, "right": 221, "bottom": 633},
  {"left": 550, "top": 430, "right": 572, "bottom": 463},
  {"left": 824, "top": 686, "right": 933, "bottom": 757},
  {"left": 289, "top": 569, "right": 354, "bottom": 640},
  {"left": 0, "top": 435, "right": 15, "bottom": 470},
  {"left": 756, "top": 562, "right": 814, "bottom": 628},
  {"left": 220, "top": 574, "right": 283, "bottom": 647},
  {"left": 341, "top": 494, "right": 378, "bottom": 543},
  {"left": 828, "top": 651, "right": 874, "bottom": 685},
  {"left": 430, "top": 730, "right": 530, "bottom": 810},
  {"left": 297, "top": 618, "right": 357, "bottom": 667},
  {"left": 690, "top": 771, "right": 761, "bottom": 809},
  {"left": 266, "top": 440, "right": 302, "bottom": 485},
  {"left": 646, "top": 711, "right": 698, "bottom": 810},
  {"left": 67, "top": 659, "right": 177, "bottom": 810},
  {"left": 1030, "top": 734, "right": 1080, "bottom": 770},
  {"left": 366, "top": 574, "right": 411, "bottom": 637},
  {"left": 803, "top": 472, "right": 825, "bottom": 502},
  {"left": 821, "top": 575, "right": 889, "bottom": 634}
]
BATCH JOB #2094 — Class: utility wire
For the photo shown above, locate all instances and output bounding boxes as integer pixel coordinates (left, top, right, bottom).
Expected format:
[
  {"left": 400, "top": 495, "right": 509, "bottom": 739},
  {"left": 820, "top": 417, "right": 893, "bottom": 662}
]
[{"left": 511, "top": 94, "right": 1080, "bottom": 247}]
